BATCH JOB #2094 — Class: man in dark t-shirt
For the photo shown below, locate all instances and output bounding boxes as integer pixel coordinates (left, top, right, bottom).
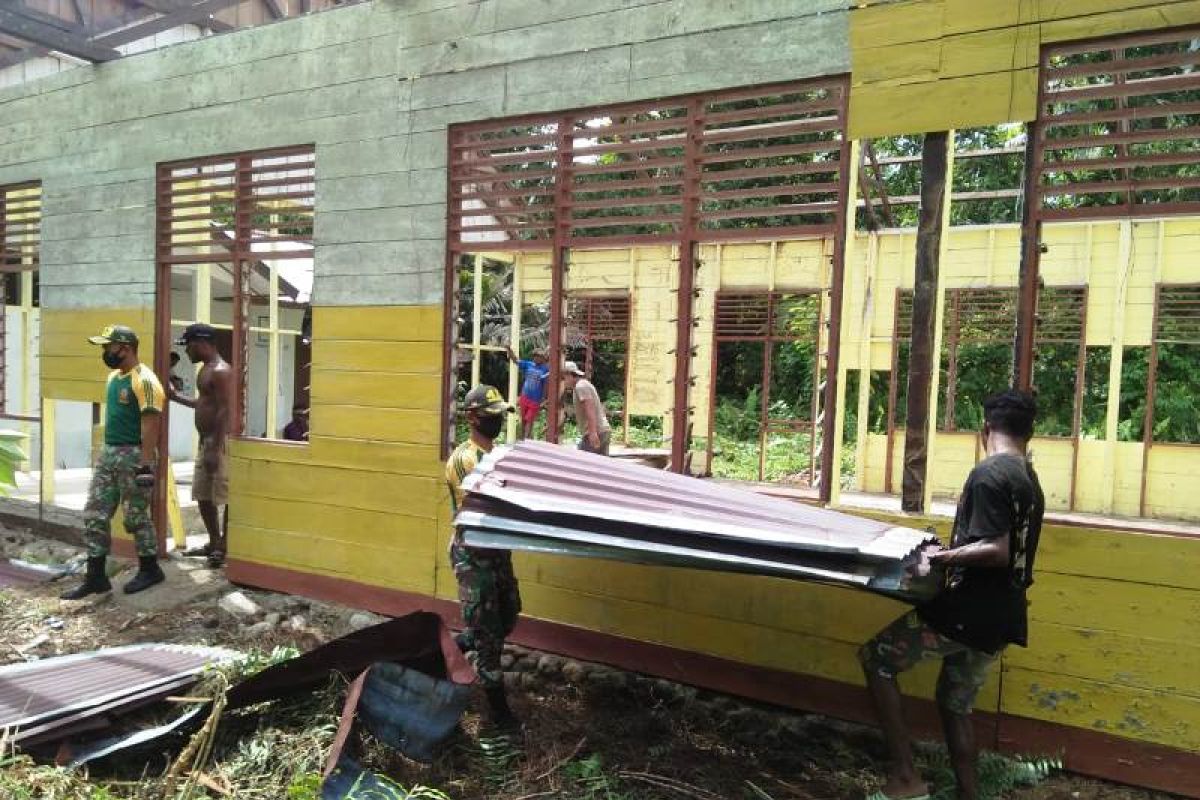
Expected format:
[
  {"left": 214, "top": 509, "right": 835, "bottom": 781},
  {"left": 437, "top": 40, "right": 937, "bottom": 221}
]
[{"left": 859, "top": 390, "right": 1044, "bottom": 800}]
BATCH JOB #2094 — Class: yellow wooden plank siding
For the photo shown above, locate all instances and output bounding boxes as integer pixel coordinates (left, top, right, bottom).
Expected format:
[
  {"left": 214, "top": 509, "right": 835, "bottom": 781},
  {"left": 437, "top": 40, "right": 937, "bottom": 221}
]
[
  {"left": 848, "top": 0, "right": 1200, "bottom": 138},
  {"left": 40, "top": 307, "right": 156, "bottom": 403},
  {"left": 228, "top": 305, "right": 447, "bottom": 589}
]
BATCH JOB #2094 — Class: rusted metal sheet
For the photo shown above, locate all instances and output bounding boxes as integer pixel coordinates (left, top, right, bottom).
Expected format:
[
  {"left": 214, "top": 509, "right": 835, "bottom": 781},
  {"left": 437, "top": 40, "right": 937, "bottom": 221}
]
[
  {"left": 0, "top": 644, "right": 236, "bottom": 745},
  {"left": 0, "top": 558, "right": 53, "bottom": 588},
  {"left": 454, "top": 442, "right": 940, "bottom": 601}
]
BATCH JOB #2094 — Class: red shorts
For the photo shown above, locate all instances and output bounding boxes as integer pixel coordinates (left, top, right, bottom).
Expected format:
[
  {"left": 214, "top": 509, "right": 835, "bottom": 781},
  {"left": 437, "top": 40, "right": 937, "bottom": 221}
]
[{"left": 518, "top": 395, "right": 543, "bottom": 425}]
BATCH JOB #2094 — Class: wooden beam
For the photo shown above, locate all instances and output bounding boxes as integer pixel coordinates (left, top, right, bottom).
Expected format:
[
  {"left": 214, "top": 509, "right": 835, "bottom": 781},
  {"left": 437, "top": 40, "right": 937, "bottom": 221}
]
[
  {"left": 262, "top": 0, "right": 286, "bottom": 19},
  {"left": 133, "top": 0, "right": 236, "bottom": 32},
  {"left": 0, "top": 5, "right": 120, "bottom": 61},
  {"left": 93, "top": 0, "right": 243, "bottom": 46},
  {"left": 901, "top": 131, "right": 952, "bottom": 513}
]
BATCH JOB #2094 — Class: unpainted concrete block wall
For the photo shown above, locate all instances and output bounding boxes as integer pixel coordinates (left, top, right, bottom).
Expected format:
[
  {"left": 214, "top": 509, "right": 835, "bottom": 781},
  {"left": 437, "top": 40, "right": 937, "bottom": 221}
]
[{"left": 0, "top": 0, "right": 850, "bottom": 310}]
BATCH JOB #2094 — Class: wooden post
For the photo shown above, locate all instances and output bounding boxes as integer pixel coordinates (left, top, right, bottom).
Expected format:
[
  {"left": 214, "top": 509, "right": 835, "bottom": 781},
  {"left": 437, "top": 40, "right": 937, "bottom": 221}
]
[
  {"left": 853, "top": 231, "right": 880, "bottom": 493},
  {"left": 471, "top": 253, "right": 483, "bottom": 387},
  {"left": 506, "top": 255, "right": 523, "bottom": 442},
  {"left": 828, "top": 140, "right": 861, "bottom": 506},
  {"left": 1101, "top": 220, "right": 1133, "bottom": 514},
  {"left": 39, "top": 398, "right": 55, "bottom": 505},
  {"left": 902, "top": 131, "right": 954, "bottom": 513}
]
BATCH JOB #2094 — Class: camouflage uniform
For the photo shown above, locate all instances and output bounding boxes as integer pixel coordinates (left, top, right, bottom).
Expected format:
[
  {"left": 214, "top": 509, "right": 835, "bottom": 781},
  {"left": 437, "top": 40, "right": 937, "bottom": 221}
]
[
  {"left": 446, "top": 438, "right": 522, "bottom": 689},
  {"left": 450, "top": 539, "right": 521, "bottom": 688},
  {"left": 84, "top": 445, "right": 157, "bottom": 558}
]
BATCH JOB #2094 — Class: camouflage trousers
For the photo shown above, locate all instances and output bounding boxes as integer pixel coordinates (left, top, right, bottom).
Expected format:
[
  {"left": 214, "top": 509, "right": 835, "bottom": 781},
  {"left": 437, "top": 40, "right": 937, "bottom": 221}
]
[
  {"left": 450, "top": 539, "right": 521, "bottom": 689},
  {"left": 84, "top": 445, "right": 157, "bottom": 558},
  {"left": 858, "top": 609, "right": 1001, "bottom": 715}
]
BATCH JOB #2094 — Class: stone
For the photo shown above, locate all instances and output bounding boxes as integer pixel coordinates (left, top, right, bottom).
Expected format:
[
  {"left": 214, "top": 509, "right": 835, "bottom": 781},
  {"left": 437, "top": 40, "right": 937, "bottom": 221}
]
[
  {"left": 500, "top": 653, "right": 515, "bottom": 670},
  {"left": 218, "top": 591, "right": 262, "bottom": 621},
  {"left": 520, "top": 672, "right": 540, "bottom": 690},
  {"left": 346, "top": 611, "right": 385, "bottom": 632},
  {"left": 243, "top": 620, "right": 275, "bottom": 638},
  {"left": 536, "top": 655, "right": 563, "bottom": 676},
  {"left": 287, "top": 614, "right": 307, "bottom": 631},
  {"left": 562, "top": 660, "right": 586, "bottom": 683},
  {"left": 264, "top": 612, "right": 282, "bottom": 627}
]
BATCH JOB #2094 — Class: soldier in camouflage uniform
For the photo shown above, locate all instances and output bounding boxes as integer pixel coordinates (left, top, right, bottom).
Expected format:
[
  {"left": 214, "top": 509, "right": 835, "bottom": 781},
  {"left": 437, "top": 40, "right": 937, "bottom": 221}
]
[
  {"left": 61, "top": 325, "right": 167, "bottom": 600},
  {"left": 445, "top": 384, "right": 520, "bottom": 727}
]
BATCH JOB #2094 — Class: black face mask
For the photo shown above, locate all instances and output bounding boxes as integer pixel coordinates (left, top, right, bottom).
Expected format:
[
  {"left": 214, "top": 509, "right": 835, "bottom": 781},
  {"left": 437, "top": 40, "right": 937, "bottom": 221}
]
[
  {"left": 476, "top": 415, "right": 504, "bottom": 439},
  {"left": 102, "top": 349, "right": 124, "bottom": 369}
]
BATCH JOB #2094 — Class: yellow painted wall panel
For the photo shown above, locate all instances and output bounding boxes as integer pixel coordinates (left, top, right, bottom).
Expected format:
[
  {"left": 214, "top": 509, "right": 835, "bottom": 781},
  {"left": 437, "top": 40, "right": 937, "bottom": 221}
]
[
  {"left": 1145, "top": 445, "right": 1200, "bottom": 520},
  {"left": 1002, "top": 666, "right": 1200, "bottom": 751},
  {"left": 1036, "top": 521, "right": 1200, "bottom": 590},
  {"left": 309, "top": 404, "right": 440, "bottom": 445},
  {"left": 1029, "top": 438, "right": 1074, "bottom": 512},
  {"left": 228, "top": 456, "right": 440, "bottom": 518},
  {"left": 315, "top": 341, "right": 442, "bottom": 375},
  {"left": 1029, "top": 571, "right": 1200, "bottom": 642},
  {"left": 236, "top": 526, "right": 436, "bottom": 594},
  {"left": 310, "top": 370, "right": 441, "bottom": 410},
  {"left": 1011, "top": 621, "right": 1200, "bottom": 698},
  {"left": 315, "top": 305, "right": 443, "bottom": 342},
  {"left": 848, "top": 0, "right": 1200, "bottom": 138},
  {"left": 232, "top": 494, "right": 437, "bottom": 556},
  {"left": 849, "top": 69, "right": 1036, "bottom": 140},
  {"left": 228, "top": 438, "right": 312, "bottom": 466},
  {"left": 308, "top": 435, "right": 440, "bottom": 477}
]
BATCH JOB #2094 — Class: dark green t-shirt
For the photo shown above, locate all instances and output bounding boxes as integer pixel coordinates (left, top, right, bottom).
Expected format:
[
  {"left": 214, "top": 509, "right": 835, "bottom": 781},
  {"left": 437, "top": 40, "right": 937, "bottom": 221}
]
[{"left": 104, "top": 364, "right": 164, "bottom": 446}]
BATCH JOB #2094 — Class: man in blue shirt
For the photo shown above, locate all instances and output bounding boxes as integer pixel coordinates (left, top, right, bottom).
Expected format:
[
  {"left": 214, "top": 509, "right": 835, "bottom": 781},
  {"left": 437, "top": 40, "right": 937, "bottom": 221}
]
[{"left": 506, "top": 347, "right": 550, "bottom": 439}]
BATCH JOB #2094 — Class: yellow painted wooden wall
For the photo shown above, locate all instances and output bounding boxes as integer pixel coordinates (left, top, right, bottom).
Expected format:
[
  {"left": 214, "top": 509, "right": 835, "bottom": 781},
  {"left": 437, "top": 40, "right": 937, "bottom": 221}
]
[
  {"left": 515, "top": 239, "right": 834, "bottom": 443},
  {"left": 40, "top": 307, "right": 156, "bottom": 403},
  {"left": 228, "top": 305, "right": 444, "bottom": 597},
  {"left": 843, "top": 219, "right": 1200, "bottom": 520},
  {"left": 848, "top": 0, "right": 1200, "bottom": 138}
]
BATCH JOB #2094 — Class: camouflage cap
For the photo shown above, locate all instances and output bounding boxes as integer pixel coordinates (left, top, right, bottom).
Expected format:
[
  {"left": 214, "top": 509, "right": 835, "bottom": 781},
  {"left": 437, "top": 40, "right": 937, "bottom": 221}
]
[
  {"left": 463, "top": 384, "right": 513, "bottom": 416},
  {"left": 87, "top": 325, "right": 139, "bottom": 346}
]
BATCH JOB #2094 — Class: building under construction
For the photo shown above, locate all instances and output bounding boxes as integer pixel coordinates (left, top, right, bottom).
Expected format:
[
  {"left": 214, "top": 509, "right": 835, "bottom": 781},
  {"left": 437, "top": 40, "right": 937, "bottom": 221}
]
[{"left": 2, "top": 1, "right": 1200, "bottom": 794}]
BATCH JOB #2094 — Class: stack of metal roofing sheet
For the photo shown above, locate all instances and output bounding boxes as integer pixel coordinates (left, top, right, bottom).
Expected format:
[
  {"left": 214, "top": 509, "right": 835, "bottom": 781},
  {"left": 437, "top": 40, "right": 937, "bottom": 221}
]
[
  {"left": 455, "top": 442, "right": 942, "bottom": 602},
  {"left": 0, "top": 644, "right": 237, "bottom": 746}
]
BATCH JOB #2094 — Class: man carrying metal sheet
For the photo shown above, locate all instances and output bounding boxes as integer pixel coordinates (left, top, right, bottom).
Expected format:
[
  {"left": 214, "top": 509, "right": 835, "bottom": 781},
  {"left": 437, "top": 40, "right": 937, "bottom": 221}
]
[
  {"left": 62, "top": 325, "right": 166, "bottom": 599},
  {"left": 563, "top": 361, "right": 611, "bottom": 455},
  {"left": 859, "top": 390, "right": 1044, "bottom": 800},
  {"left": 168, "top": 323, "right": 234, "bottom": 569},
  {"left": 446, "top": 384, "right": 521, "bottom": 727}
]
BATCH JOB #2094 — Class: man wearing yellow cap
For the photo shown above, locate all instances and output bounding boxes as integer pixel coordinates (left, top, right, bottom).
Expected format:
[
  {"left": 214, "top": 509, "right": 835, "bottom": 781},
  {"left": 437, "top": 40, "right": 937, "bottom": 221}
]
[
  {"left": 61, "top": 325, "right": 166, "bottom": 599},
  {"left": 446, "top": 384, "right": 521, "bottom": 727}
]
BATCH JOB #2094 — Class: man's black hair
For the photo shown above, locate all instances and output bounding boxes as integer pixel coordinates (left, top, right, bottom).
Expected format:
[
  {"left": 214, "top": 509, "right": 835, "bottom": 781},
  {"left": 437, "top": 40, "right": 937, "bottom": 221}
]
[{"left": 982, "top": 389, "right": 1037, "bottom": 440}]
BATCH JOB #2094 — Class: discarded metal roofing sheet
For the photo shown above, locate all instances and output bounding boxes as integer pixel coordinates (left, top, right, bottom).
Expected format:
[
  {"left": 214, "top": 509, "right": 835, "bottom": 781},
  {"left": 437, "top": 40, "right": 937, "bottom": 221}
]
[
  {"left": 0, "top": 644, "right": 236, "bottom": 744},
  {"left": 456, "top": 442, "right": 941, "bottom": 601},
  {"left": 0, "top": 558, "right": 55, "bottom": 588}
]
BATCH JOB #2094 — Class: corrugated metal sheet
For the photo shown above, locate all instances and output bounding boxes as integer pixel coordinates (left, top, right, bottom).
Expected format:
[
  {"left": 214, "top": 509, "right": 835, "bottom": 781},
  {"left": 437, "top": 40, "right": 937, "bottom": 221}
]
[
  {"left": 0, "top": 558, "right": 54, "bottom": 588},
  {"left": 0, "top": 644, "right": 236, "bottom": 744},
  {"left": 455, "top": 442, "right": 941, "bottom": 601}
]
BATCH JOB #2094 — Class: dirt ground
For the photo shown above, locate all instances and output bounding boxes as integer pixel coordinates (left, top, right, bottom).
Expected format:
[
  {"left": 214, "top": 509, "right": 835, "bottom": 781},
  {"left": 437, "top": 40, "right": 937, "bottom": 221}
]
[{"left": 0, "top": 523, "right": 1174, "bottom": 800}]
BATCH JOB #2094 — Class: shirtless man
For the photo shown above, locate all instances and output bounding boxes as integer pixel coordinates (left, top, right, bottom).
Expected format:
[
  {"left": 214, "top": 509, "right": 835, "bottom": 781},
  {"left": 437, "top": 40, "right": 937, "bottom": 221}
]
[{"left": 168, "top": 323, "right": 234, "bottom": 568}]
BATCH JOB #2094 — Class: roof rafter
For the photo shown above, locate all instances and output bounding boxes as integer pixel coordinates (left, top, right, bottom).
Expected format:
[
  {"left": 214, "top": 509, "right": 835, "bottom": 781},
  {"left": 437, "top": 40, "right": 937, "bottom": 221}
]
[
  {"left": 0, "top": 4, "right": 119, "bottom": 61},
  {"left": 93, "top": 0, "right": 244, "bottom": 47}
]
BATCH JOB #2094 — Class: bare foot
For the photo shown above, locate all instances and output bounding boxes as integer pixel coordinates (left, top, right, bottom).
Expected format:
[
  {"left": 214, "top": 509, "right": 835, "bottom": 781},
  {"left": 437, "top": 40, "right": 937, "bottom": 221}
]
[{"left": 878, "top": 777, "right": 929, "bottom": 800}]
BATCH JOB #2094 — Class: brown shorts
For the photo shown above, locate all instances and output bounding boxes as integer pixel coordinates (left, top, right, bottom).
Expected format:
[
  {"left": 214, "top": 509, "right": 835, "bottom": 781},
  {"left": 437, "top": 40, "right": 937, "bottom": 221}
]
[{"left": 192, "top": 437, "right": 229, "bottom": 505}]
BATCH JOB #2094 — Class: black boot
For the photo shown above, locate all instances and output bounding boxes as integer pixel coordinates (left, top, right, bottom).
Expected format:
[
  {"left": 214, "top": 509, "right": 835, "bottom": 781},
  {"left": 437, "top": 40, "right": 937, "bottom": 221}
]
[
  {"left": 123, "top": 555, "right": 165, "bottom": 594},
  {"left": 60, "top": 556, "right": 112, "bottom": 600},
  {"left": 485, "top": 685, "right": 516, "bottom": 729}
]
